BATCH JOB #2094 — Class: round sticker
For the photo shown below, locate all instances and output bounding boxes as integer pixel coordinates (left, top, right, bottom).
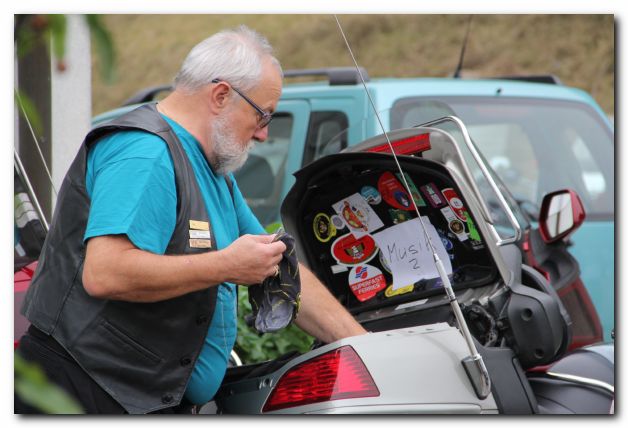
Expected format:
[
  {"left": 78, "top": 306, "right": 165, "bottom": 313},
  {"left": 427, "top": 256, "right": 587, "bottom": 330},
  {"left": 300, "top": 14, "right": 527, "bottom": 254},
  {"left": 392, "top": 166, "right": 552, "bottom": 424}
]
[
  {"left": 331, "top": 215, "right": 346, "bottom": 230},
  {"left": 384, "top": 284, "right": 414, "bottom": 298},
  {"left": 450, "top": 197, "right": 464, "bottom": 210},
  {"left": 331, "top": 233, "right": 379, "bottom": 266},
  {"left": 313, "top": 213, "right": 336, "bottom": 243},
  {"left": 449, "top": 219, "right": 465, "bottom": 235},
  {"left": 348, "top": 265, "right": 387, "bottom": 302},
  {"left": 360, "top": 186, "right": 382, "bottom": 205}
]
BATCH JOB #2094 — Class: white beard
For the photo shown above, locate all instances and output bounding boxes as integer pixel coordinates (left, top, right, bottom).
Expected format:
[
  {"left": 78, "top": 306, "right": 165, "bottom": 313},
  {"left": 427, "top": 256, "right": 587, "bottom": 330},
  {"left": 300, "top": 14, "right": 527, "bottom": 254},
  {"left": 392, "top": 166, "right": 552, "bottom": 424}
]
[{"left": 210, "top": 115, "right": 255, "bottom": 176}]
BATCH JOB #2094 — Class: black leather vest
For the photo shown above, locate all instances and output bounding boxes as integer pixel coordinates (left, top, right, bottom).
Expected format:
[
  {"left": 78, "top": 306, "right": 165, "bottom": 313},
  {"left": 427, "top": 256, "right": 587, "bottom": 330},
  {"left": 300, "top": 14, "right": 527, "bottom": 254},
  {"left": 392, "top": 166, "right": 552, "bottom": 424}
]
[{"left": 21, "top": 104, "right": 221, "bottom": 414}]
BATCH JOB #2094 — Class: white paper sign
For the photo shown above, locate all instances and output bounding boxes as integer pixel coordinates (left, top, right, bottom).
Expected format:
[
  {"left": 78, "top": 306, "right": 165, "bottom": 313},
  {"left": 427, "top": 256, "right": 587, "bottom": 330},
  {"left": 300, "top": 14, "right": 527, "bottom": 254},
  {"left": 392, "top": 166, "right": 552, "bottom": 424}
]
[
  {"left": 332, "top": 193, "right": 384, "bottom": 239},
  {"left": 372, "top": 217, "right": 452, "bottom": 290}
]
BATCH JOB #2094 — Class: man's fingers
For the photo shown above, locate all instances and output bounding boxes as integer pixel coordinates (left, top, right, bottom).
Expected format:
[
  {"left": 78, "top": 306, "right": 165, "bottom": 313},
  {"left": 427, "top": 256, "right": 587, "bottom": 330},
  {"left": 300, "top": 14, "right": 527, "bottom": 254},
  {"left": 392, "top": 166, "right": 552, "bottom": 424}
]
[{"left": 269, "top": 240, "right": 287, "bottom": 254}]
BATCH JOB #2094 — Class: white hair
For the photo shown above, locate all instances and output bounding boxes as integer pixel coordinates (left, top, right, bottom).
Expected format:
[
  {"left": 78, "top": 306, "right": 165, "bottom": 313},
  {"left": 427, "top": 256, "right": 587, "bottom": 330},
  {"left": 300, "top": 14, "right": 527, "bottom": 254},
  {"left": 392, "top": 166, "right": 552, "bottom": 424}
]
[{"left": 174, "top": 25, "right": 282, "bottom": 93}]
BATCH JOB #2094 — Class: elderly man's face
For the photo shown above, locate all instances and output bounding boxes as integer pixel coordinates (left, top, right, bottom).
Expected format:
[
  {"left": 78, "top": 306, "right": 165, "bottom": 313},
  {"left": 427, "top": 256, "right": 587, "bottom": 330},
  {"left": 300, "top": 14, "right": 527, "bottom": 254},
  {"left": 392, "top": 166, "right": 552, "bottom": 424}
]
[{"left": 211, "top": 59, "right": 282, "bottom": 175}]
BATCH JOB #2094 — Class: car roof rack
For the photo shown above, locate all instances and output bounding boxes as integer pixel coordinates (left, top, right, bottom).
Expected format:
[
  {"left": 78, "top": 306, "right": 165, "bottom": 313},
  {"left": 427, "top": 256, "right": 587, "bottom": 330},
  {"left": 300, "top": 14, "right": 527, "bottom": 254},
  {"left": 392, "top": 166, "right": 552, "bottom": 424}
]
[
  {"left": 491, "top": 75, "right": 563, "bottom": 85},
  {"left": 122, "top": 85, "right": 173, "bottom": 106},
  {"left": 283, "top": 67, "right": 369, "bottom": 85},
  {"left": 121, "top": 67, "right": 370, "bottom": 106}
]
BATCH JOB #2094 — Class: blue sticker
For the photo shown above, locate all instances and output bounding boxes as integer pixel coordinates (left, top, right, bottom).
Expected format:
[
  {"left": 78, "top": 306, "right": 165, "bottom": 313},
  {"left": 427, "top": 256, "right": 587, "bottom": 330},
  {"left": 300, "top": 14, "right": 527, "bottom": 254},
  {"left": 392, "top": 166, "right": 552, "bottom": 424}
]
[
  {"left": 360, "top": 186, "right": 382, "bottom": 205},
  {"left": 437, "top": 230, "right": 454, "bottom": 251}
]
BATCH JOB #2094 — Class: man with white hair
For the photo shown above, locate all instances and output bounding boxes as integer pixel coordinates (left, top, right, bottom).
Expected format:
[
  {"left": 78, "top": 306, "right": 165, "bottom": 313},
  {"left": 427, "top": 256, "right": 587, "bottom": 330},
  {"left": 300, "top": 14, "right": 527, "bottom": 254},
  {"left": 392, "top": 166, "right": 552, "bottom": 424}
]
[{"left": 17, "top": 25, "right": 366, "bottom": 414}]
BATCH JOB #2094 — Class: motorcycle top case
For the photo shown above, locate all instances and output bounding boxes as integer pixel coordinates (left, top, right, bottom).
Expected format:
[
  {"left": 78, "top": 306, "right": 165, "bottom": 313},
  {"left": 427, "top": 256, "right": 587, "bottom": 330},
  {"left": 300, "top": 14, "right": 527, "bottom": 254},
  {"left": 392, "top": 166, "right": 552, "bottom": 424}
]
[{"left": 280, "top": 151, "right": 500, "bottom": 325}]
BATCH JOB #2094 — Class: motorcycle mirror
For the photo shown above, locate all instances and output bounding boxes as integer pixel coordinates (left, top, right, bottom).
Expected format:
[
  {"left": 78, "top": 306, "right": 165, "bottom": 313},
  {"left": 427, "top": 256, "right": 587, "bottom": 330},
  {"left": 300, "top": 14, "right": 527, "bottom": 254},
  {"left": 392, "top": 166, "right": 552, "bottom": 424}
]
[{"left": 538, "top": 189, "right": 586, "bottom": 243}]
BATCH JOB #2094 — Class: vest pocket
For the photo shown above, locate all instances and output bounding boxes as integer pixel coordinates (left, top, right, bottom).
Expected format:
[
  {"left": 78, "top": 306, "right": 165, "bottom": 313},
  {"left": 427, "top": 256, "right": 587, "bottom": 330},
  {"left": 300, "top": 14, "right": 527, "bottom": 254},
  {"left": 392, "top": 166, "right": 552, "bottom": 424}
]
[{"left": 98, "top": 319, "right": 163, "bottom": 364}]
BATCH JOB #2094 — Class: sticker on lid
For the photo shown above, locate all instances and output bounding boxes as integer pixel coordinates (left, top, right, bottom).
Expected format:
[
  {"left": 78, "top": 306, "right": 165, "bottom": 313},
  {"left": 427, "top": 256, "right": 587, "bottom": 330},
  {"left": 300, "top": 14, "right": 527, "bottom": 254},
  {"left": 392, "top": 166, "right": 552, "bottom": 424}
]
[
  {"left": 313, "top": 213, "right": 337, "bottom": 243},
  {"left": 331, "top": 215, "right": 346, "bottom": 230},
  {"left": 331, "top": 264, "right": 348, "bottom": 274},
  {"left": 388, "top": 208, "right": 412, "bottom": 225},
  {"left": 395, "top": 172, "right": 426, "bottom": 208},
  {"left": 332, "top": 193, "right": 384, "bottom": 239},
  {"left": 420, "top": 183, "right": 447, "bottom": 209},
  {"left": 331, "top": 233, "right": 379, "bottom": 266},
  {"left": 348, "top": 265, "right": 387, "bottom": 302},
  {"left": 463, "top": 210, "right": 483, "bottom": 243},
  {"left": 360, "top": 186, "right": 382, "bottom": 205},
  {"left": 437, "top": 230, "right": 454, "bottom": 251},
  {"left": 441, "top": 206, "right": 468, "bottom": 242},
  {"left": 441, "top": 188, "right": 467, "bottom": 222},
  {"left": 378, "top": 172, "right": 414, "bottom": 211},
  {"left": 384, "top": 283, "right": 414, "bottom": 298}
]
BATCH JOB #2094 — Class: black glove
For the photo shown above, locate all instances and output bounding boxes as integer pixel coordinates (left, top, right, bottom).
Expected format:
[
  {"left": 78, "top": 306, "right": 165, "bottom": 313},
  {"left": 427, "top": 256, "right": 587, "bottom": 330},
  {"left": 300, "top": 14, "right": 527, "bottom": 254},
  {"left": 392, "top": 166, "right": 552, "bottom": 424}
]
[{"left": 246, "top": 232, "right": 301, "bottom": 333}]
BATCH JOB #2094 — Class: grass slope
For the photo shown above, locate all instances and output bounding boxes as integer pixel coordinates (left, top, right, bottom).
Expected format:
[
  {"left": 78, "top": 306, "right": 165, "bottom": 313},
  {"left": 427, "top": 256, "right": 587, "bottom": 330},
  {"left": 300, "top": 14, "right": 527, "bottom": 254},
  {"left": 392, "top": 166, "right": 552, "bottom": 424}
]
[{"left": 92, "top": 14, "right": 614, "bottom": 115}]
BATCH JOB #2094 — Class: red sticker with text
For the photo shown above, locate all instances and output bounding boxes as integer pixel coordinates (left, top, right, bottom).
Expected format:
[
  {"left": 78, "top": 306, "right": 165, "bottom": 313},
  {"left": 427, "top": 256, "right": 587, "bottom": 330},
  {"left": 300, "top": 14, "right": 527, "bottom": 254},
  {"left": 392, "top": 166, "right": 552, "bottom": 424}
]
[
  {"left": 377, "top": 171, "right": 413, "bottom": 211},
  {"left": 348, "top": 265, "right": 387, "bottom": 302},
  {"left": 441, "top": 188, "right": 467, "bottom": 222},
  {"left": 331, "top": 233, "right": 379, "bottom": 266}
]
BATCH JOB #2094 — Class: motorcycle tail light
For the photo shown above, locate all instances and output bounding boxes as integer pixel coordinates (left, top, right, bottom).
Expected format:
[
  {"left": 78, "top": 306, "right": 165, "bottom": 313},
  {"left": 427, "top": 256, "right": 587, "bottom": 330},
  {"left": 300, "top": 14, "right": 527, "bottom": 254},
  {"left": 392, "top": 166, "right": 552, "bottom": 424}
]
[
  {"left": 262, "top": 345, "right": 379, "bottom": 412},
  {"left": 366, "top": 133, "right": 431, "bottom": 155}
]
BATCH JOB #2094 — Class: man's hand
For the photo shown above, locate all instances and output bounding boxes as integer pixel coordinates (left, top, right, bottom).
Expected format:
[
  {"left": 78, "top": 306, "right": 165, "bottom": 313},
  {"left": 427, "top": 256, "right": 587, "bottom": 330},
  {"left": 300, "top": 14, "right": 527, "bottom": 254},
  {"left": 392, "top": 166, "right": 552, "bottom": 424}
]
[
  {"left": 221, "top": 234, "right": 286, "bottom": 285},
  {"left": 82, "top": 233, "right": 286, "bottom": 303}
]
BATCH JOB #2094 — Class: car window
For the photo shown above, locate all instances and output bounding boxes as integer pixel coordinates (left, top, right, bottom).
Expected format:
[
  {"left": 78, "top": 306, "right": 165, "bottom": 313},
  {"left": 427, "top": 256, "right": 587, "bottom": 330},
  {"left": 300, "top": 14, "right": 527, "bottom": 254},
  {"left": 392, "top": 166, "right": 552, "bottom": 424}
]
[
  {"left": 302, "top": 111, "right": 349, "bottom": 166},
  {"left": 234, "top": 113, "right": 293, "bottom": 226},
  {"left": 391, "top": 97, "right": 614, "bottom": 219}
]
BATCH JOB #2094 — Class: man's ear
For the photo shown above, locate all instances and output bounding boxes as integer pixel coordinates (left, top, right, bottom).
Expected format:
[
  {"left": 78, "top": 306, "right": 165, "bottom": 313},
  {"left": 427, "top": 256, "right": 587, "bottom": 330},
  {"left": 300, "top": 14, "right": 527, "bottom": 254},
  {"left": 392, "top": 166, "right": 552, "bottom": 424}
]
[{"left": 207, "top": 81, "right": 231, "bottom": 114}]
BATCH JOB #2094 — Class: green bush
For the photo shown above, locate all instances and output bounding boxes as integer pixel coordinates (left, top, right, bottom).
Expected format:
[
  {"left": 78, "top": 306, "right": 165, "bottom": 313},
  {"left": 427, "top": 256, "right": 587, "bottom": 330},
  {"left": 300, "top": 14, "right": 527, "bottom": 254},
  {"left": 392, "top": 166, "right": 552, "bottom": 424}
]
[{"left": 235, "top": 286, "right": 314, "bottom": 364}]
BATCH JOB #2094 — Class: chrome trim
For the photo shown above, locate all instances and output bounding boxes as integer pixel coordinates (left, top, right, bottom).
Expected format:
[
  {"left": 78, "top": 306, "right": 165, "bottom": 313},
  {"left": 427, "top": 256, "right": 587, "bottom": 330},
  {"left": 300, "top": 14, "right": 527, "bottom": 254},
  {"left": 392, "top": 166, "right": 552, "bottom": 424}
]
[
  {"left": 230, "top": 350, "right": 243, "bottom": 367},
  {"left": 418, "top": 116, "right": 522, "bottom": 245},
  {"left": 546, "top": 371, "right": 614, "bottom": 395},
  {"left": 14, "top": 149, "right": 49, "bottom": 232}
]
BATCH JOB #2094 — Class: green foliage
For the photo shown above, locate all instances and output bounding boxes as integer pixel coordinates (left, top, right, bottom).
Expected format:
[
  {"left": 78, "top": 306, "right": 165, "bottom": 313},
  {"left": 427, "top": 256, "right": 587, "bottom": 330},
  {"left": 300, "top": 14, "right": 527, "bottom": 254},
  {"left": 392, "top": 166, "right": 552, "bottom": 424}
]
[
  {"left": 235, "top": 286, "right": 314, "bottom": 364},
  {"left": 14, "top": 14, "right": 116, "bottom": 81},
  {"left": 14, "top": 353, "right": 84, "bottom": 414},
  {"left": 48, "top": 15, "right": 67, "bottom": 63},
  {"left": 234, "top": 221, "right": 314, "bottom": 364},
  {"left": 87, "top": 15, "right": 116, "bottom": 84},
  {"left": 14, "top": 90, "right": 43, "bottom": 137}
]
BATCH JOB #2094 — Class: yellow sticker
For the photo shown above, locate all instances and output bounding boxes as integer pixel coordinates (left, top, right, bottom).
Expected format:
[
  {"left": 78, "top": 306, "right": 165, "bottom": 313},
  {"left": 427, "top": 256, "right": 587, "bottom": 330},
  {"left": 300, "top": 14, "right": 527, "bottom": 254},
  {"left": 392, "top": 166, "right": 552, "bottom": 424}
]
[
  {"left": 384, "top": 284, "right": 414, "bottom": 298},
  {"left": 189, "top": 220, "right": 209, "bottom": 231},
  {"left": 189, "top": 239, "right": 212, "bottom": 248}
]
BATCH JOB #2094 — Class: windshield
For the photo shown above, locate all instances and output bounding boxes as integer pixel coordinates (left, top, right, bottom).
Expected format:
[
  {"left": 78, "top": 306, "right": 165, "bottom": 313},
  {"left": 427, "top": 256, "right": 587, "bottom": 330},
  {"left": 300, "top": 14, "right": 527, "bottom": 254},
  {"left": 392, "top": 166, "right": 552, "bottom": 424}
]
[{"left": 391, "top": 97, "right": 614, "bottom": 219}]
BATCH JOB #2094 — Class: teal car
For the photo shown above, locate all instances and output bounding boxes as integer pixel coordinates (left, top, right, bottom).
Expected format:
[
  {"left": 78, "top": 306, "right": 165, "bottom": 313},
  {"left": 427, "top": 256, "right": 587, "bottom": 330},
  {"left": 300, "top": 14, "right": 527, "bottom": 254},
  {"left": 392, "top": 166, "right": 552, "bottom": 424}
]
[{"left": 93, "top": 69, "right": 614, "bottom": 341}]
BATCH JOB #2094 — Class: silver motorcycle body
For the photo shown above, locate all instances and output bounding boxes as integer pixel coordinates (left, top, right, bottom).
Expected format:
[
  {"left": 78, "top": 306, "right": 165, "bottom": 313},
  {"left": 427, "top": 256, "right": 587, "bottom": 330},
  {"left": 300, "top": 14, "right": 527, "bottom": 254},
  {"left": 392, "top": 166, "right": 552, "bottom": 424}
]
[{"left": 213, "top": 118, "right": 614, "bottom": 415}]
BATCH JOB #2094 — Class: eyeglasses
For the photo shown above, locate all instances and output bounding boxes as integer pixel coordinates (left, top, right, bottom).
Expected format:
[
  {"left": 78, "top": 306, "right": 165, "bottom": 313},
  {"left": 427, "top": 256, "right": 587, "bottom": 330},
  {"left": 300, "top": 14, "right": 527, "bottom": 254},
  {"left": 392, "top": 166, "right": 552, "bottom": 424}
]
[{"left": 211, "top": 78, "right": 274, "bottom": 129}]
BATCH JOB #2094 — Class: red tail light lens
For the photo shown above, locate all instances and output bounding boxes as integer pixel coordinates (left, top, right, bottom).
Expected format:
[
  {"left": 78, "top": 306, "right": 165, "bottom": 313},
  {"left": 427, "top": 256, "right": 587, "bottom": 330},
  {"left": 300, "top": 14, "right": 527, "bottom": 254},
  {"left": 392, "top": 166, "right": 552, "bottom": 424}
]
[
  {"left": 262, "top": 345, "right": 379, "bottom": 412},
  {"left": 366, "top": 133, "right": 431, "bottom": 155}
]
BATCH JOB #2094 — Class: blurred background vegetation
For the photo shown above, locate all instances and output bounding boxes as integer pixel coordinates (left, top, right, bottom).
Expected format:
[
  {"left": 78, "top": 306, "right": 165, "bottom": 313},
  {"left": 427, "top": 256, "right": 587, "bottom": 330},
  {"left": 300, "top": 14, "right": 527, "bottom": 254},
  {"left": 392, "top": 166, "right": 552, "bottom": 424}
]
[{"left": 91, "top": 14, "right": 614, "bottom": 115}]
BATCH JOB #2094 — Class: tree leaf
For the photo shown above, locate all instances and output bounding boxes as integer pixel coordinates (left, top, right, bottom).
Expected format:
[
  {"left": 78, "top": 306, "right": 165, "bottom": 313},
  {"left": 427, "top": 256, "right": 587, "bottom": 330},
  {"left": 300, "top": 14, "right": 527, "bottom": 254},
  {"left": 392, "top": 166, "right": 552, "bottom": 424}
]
[
  {"left": 47, "top": 14, "right": 67, "bottom": 62},
  {"left": 14, "top": 90, "right": 43, "bottom": 137},
  {"left": 86, "top": 15, "right": 116, "bottom": 83},
  {"left": 14, "top": 354, "right": 84, "bottom": 414}
]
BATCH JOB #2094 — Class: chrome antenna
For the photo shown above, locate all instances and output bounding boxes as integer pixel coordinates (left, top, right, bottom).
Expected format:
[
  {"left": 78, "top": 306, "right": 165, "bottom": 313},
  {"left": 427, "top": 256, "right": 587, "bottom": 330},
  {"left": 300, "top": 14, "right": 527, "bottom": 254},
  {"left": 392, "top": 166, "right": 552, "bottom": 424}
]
[
  {"left": 334, "top": 15, "right": 491, "bottom": 399},
  {"left": 15, "top": 89, "right": 59, "bottom": 198}
]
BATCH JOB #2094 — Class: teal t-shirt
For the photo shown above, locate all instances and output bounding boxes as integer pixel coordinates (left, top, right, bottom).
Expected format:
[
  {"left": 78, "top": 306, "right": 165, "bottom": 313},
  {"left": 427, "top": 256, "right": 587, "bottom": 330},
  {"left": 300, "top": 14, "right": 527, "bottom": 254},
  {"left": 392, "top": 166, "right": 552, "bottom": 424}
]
[{"left": 84, "top": 115, "right": 265, "bottom": 404}]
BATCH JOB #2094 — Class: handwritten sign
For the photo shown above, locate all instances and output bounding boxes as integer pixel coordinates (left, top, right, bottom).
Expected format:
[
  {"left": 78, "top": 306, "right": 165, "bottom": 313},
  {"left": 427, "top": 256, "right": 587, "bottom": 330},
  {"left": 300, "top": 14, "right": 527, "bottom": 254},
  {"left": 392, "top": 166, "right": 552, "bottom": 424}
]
[{"left": 372, "top": 217, "right": 452, "bottom": 290}]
